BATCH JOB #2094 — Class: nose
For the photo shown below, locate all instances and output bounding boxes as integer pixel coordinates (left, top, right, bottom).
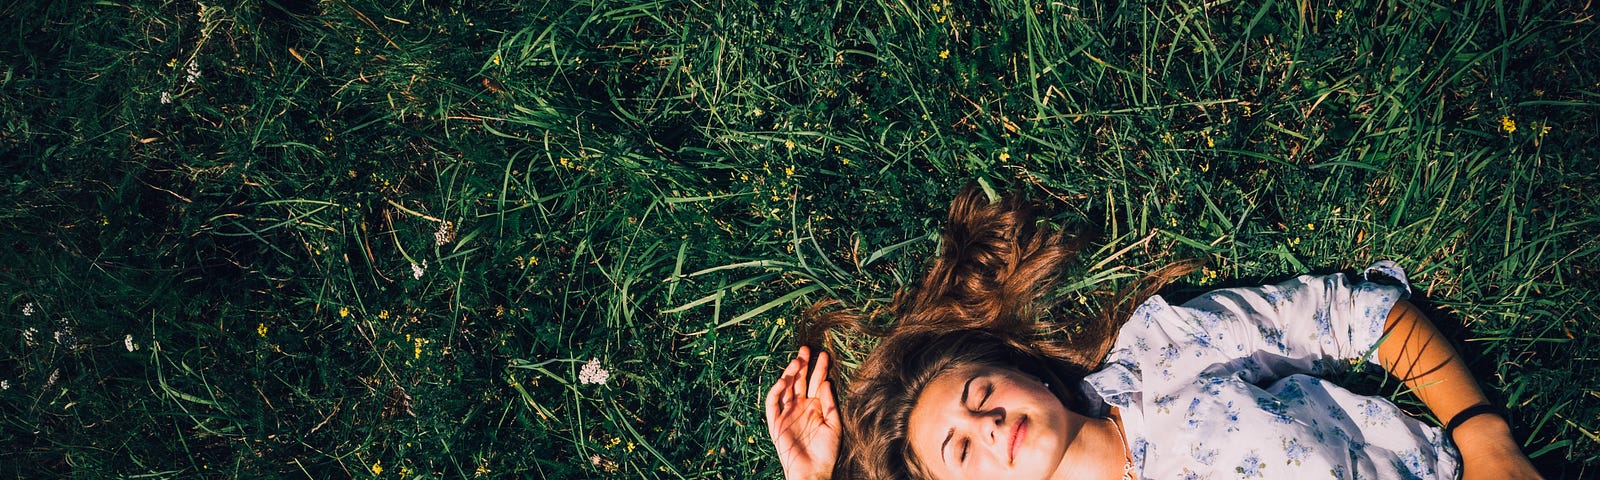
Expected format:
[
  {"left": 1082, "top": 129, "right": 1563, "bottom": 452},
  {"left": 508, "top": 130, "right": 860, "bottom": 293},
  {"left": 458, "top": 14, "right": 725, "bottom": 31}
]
[{"left": 968, "top": 407, "right": 1007, "bottom": 456}]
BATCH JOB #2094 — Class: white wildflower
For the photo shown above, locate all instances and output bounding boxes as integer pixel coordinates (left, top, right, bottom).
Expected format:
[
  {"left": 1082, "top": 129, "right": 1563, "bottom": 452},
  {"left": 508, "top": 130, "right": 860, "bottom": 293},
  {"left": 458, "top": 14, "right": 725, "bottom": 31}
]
[
  {"left": 578, "top": 358, "right": 610, "bottom": 385},
  {"left": 411, "top": 259, "right": 427, "bottom": 279},
  {"left": 589, "top": 454, "right": 602, "bottom": 466},
  {"left": 124, "top": 334, "right": 138, "bottom": 352},
  {"left": 54, "top": 318, "right": 76, "bottom": 349},
  {"left": 0, "top": 380, "right": 8, "bottom": 390},
  {"left": 185, "top": 60, "right": 201, "bottom": 83},
  {"left": 160, "top": 91, "right": 172, "bottom": 104},
  {"left": 23, "top": 327, "right": 38, "bottom": 346},
  {"left": 54, "top": 330, "right": 73, "bottom": 348},
  {"left": 21, "top": 302, "right": 34, "bottom": 316},
  {"left": 45, "top": 368, "right": 59, "bottom": 388},
  {"left": 433, "top": 221, "right": 456, "bottom": 246}
]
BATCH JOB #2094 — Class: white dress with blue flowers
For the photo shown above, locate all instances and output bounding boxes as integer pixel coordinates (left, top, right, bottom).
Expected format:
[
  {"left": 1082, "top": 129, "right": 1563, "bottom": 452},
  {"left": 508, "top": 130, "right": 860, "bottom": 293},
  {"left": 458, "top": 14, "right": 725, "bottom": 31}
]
[{"left": 1080, "top": 261, "right": 1460, "bottom": 479}]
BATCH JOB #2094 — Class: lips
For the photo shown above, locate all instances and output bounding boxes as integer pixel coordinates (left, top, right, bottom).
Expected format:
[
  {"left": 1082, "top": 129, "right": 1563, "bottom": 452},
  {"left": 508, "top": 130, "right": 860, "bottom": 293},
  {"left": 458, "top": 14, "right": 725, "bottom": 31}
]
[{"left": 1009, "top": 415, "right": 1028, "bottom": 465}]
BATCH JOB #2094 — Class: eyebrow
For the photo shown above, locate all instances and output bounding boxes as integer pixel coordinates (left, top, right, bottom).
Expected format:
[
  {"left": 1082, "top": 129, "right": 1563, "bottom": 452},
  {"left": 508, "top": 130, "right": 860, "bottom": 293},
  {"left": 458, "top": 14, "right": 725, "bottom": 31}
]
[{"left": 940, "top": 375, "right": 979, "bottom": 465}]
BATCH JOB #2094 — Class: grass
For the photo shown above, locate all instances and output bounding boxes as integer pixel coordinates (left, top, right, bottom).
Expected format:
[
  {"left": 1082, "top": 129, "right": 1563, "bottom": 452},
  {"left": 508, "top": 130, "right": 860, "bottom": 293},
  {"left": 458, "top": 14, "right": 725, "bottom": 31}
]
[{"left": 1, "top": 0, "right": 1596, "bottom": 478}]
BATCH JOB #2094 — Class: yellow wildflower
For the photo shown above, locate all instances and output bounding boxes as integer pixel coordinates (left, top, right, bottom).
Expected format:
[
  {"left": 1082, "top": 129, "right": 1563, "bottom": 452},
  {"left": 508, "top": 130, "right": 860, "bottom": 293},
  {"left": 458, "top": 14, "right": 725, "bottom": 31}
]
[
  {"left": 257, "top": 323, "right": 267, "bottom": 337},
  {"left": 784, "top": 165, "right": 795, "bottom": 176},
  {"left": 371, "top": 461, "right": 383, "bottom": 475},
  {"left": 340, "top": 307, "right": 350, "bottom": 318},
  {"left": 784, "top": 140, "right": 795, "bottom": 150},
  {"left": 939, "top": 50, "right": 950, "bottom": 59},
  {"left": 378, "top": 310, "right": 390, "bottom": 320},
  {"left": 1501, "top": 115, "right": 1516, "bottom": 134},
  {"left": 627, "top": 442, "right": 636, "bottom": 453},
  {"left": 999, "top": 152, "right": 1011, "bottom": 162}
]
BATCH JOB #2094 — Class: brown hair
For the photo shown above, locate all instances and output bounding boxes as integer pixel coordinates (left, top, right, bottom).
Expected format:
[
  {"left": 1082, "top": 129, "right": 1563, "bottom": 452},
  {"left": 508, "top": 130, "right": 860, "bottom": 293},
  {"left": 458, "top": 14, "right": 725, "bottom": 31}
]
[{"left": 800, "top": 186, "right": 1197, "bottom": 480}]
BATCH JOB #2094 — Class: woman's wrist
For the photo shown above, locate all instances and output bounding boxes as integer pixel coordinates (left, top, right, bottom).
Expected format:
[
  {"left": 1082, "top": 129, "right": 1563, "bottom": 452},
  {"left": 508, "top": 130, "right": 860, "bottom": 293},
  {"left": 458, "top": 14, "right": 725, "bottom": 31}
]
[
  {"left": 1450, "top": 411, "right": 1519, "bottom": 459},
  {"left": 1445, "top": 404, "right": 1505, "bottom": 437},
  {"left": 1449, "top": 411, "right": 1544, "bottom": 479}
]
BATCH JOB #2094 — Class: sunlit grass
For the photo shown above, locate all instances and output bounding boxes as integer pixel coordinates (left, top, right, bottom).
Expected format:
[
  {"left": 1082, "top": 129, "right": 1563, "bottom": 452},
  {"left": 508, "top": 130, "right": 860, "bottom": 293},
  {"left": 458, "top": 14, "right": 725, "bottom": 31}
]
[{"left": 1, "top": 0, "right": 1595, "bottom": 478}]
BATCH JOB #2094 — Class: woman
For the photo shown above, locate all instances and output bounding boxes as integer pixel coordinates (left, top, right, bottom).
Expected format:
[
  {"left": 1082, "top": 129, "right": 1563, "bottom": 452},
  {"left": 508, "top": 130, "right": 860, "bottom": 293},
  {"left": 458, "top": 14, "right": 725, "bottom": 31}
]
[{"left": 763, "top": 187, "right": 1541, "bottom": 480}]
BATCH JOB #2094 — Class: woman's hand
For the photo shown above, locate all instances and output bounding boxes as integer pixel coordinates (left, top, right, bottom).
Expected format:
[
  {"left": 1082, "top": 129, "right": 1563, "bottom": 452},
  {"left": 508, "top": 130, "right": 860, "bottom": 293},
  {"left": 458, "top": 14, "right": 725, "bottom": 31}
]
[
  {"left": 1454, "top": 414, "right": 1543, "bottom": 480},
  {"left": 764, "top": 346, "right": 842, "bottom": 480}
]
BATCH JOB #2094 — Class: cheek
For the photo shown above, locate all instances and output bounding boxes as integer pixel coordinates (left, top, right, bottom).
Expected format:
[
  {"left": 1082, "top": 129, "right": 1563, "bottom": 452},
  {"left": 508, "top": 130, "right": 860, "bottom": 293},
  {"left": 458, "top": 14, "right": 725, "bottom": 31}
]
[{"left": 1011, "top": 381, "right": 1065, "bottom": 410}]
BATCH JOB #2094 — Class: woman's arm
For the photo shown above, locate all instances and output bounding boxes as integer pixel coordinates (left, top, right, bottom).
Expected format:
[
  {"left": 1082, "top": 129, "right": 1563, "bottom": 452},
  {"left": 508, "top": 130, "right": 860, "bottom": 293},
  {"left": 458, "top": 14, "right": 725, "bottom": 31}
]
[{"left": 1377, "top": 300, "right": 1541, "bottom": 480}]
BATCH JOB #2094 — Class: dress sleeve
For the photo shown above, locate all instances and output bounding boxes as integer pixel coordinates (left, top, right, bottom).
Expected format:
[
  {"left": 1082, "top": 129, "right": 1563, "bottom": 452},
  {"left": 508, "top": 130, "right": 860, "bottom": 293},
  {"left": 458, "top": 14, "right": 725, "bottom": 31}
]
[{"left": 1162, "top": 261, "right": 1412, "bottom": 382}]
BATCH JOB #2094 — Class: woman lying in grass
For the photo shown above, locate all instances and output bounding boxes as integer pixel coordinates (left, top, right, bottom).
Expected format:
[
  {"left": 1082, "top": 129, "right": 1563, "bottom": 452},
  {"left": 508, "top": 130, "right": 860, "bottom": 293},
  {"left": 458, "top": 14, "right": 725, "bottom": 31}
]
[{"left": 763, "top": 187, "right": 1541, "bottom": 480}]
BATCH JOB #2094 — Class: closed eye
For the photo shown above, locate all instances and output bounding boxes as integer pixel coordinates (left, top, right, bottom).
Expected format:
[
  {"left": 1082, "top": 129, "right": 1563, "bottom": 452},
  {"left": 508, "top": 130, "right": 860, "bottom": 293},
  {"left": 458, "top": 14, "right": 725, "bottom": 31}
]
[{"left": 954, "top": 376, "right": 993, "bottom": 466}]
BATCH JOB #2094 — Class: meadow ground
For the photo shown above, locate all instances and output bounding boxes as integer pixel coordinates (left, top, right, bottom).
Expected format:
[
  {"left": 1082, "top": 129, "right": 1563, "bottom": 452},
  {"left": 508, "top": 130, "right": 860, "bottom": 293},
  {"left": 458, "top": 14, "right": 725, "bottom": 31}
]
[{"left": 2, "top": 0, "right": 1597, "bottom": 478}]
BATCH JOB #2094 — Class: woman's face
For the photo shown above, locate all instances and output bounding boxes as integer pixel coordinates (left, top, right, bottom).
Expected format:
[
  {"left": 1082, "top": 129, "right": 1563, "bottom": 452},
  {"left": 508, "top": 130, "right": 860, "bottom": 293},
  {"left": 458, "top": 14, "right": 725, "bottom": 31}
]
[{"left": 907, "top": 364, "right": 1082, "bottom": 480}]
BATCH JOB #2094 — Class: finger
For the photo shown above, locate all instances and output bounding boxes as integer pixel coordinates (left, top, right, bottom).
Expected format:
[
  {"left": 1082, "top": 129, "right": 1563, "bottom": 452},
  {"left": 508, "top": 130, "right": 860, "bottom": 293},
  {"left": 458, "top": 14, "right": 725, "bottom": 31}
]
[
  {"left": 765, "top": 368, "right": 788, "bottom": 423},
  {"left": 778, "top": 355, "right": 804, "bottom": 391},
  {"left": 767, "top": 356, "right": 803, "bottom": 421},
  {"left": 791, "top": 350, "right": 811, "bottom": 397},
  {"left": 807, "top": 351, "right": 830, "bottom": 398},
  {"left": 782, "top": 351, "right": 804, "bottom": 378},
  {"left": 818, "top": 380, "right": 841, "bottom": 425}
]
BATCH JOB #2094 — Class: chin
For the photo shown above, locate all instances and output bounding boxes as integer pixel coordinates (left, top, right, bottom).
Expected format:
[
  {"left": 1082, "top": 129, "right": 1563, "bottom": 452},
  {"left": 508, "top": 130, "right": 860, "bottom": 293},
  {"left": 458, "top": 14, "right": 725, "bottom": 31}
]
[
  {"left": 1019, "top": 452, "right": 1064, "bottom": 480},
  {"left": 1025, "top": 425, "right": 1070, "bottom": 478}
]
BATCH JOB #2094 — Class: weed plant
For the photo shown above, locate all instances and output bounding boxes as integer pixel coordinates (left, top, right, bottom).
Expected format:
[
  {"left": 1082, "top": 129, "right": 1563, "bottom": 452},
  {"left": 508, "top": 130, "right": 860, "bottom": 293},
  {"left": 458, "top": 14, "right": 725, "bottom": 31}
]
[{"left": 1, "top": 0, "right": 1596, "bottom": 478}]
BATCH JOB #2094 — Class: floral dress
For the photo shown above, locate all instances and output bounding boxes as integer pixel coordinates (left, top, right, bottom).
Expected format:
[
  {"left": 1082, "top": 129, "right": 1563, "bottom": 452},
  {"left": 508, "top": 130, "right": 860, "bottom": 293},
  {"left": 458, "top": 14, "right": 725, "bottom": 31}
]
[{"left": 1080, "top": 261, "right": 1460, "bottom": 479}]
